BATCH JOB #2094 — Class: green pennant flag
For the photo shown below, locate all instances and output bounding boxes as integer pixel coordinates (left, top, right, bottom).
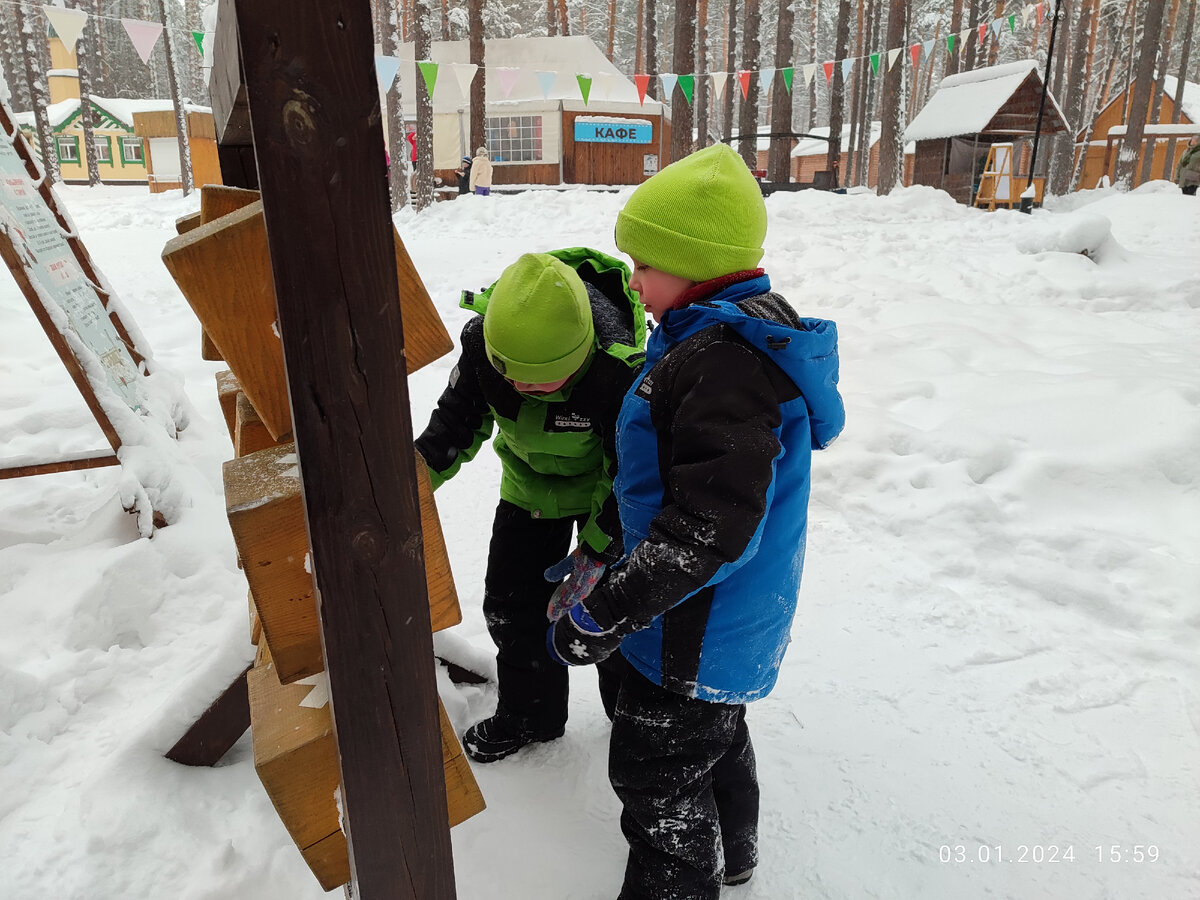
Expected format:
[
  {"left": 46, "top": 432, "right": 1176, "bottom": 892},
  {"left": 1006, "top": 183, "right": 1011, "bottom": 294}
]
[
  {"left": 870, "top": 52, "right": 880, "bottom": 75},
  {"left": 577, "top": 74, "right": 592, "bottom": 105},
  {"left": 191, "top": 31, "right": 204, "bottom": 56},
  {"left": 781, "top": 66, "right": 794, "bottom": 93},
  {"left": 1008, "top": 13, "right": 1016, "bottom": 32},
  {"left": 678, "top": 74, "right": 695, "bottom": 104},
  {"left": 417, "top": 61, "right": 439, "bottom": 96},
  {"left": 946, "top": 33, "right": 956, "bottom": 55}
]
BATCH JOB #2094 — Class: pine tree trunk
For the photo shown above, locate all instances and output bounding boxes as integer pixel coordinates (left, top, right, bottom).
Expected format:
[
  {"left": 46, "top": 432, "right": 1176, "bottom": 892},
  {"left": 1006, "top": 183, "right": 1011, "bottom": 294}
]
[
  {"left": 826, "top": 0, "right": 852, "bottom": 183},
  {"left": 964, "top": 0, "right": 980, "bottom": 71},
  {"left": 636, "top": 0, "right": 645, "bottom": 72},
  {"left": 17, "top": 0, "right": 59, "bottom": 184},
  {"left": 646, "top": 0, "right": 658, "bottom": 99},
  {"left": 807, "top": 0, "right": 819, "bottom": 129},
  {"left": 469, "top": 0, "right": 485, "bottom": 159},
  {"left": 1114, "top": 0, "right": 1167, "bottom": 188},
  {"left": 1050, "top": 0, "right": 1092, "bottom": 194},
  {"left": 671, "top": 0, "right": 697, "bottom": 162},
  {"left": 947, "top": 0, "right": 965, "bottom": 77},
  {"left": 857, "top": 0, "right": 882, "bottom": 186},
  {"left": 383, "top": 0, "right": 410, "bottom": 212},
  {"left": 988, "top": 0, "right": 1006, "bottom": 67},
  {"left": 73, "top": 0, "right": 102, "bottom": 185},
  {"left": 876, "top": 0, "right": 906, "bottom": 194},
  {"left": 608, "top": 0, "right": 617, "bottom": 58},
  {"left": 737, "top": 0, "right": 761, "bottom": 168},
  {"left": 547, "top": 0, "right": 557, "bottom": 35},
  {"left": 846, "top": 0, "right": 864, "bottom": 184},
  {"left": 1139, "top": 0, "right": 1180, "bottom": 183},
  {"left": 1160, "top": 0, "right": 1194, "bottom": 181},
  {"left": 414, "top": 0, "right": 435, "bottom": 210},
  {"left": 161, "top": 0, "right": 195, "bottom": 194},
  {"left": 768, "top": 0, "right": 795, "bottom": 181},
  {"left": 557, "top": 0, "right": 570, "bottom": 35},
  {"left": 723, "top": 0, "right": 737, "bottom": 141},
  {"left": 697, "top": 0, "right": 711, "bottom": 147}
]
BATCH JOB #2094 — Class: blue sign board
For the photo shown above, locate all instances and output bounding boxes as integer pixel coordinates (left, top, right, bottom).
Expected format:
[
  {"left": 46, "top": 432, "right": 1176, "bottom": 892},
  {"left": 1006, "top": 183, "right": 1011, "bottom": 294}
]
[{"left": 574, "top": 120, "right": 652, "bottom": 144}]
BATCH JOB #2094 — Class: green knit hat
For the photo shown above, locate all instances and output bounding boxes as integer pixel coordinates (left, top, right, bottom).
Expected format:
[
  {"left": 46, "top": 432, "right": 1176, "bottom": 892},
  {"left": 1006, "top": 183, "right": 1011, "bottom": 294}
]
[
  {"left": 615, "top": 143, "right": 767, "bottom": 282},
  {"left": 483, "top": 253, "right": 595, "bottom": 383}
]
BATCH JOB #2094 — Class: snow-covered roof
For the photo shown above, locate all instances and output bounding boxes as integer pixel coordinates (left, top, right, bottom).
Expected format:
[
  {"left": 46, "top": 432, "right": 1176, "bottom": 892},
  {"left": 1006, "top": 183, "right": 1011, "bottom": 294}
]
[
  {"left": 390, "top": 35, "right": 664, "bottom": 115},
  {"left": 1162, "top": 74, "right": 1200, "bottom": 125},
  {"left": 788, "top": 122, "right": 915, "bottom": 158},
  {"left": 906, "top": 60, "right": 1067, "bottom": 142},
  {"left": 13, "top": 97, "right": 211, "bottom": 130}
]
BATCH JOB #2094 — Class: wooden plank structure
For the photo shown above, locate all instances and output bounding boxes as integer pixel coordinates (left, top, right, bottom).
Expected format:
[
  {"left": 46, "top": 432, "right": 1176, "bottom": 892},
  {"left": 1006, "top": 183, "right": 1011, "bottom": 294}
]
[
  {"left": 972, "top": 142, "right": 1046, "bottom": 210},
  {"left": 158, "top": 0, "right": 483, "bottom": 896}
]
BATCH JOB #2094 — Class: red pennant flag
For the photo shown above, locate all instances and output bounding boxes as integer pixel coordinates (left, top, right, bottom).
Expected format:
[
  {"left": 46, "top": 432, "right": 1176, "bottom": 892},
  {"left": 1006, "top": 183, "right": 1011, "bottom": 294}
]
[
  {"left": 738, "top": 70, "right": 752, "bottom": 98},
  {"left": 978, "top": 23, "right": 988, "bottom": 43},
  {"left": 822, "top": 61, "right": 834, "bottom": 83},
  {"left": 909, "top": 43, "right": 921, "bottom": 68},
  {"left": 634, "top": 73, "right": 651, "bottom": 105},
  {"left": 1036, "top": 2, "right": 1045, "bottom": 24}
]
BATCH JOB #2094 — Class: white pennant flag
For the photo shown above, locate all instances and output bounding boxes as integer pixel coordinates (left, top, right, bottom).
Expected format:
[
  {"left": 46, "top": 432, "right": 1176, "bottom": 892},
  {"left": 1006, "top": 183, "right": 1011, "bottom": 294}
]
[
  {"left": 121, "top": 18, "right": 163, "bottom": 66},
  {"left": 451, "top": 63, "right": 478, "bottom": 98},
  {"left": 841, "top": 58, "right": 854, "bottom": 80},
  {"left": 43, "top": 5, "right": 88, "bottom": 48},
  {"left": 496, "top": 67, "right": 520, "bottom": 99},
  {"left": 923, "top": 38, "right": 936, "bottom": 57},
  {"left": 991, "top": 18, "right": 1004, "bottom": 36},
  {"left": 710, "top": 71, "right": 728, "bottom": 100},
  {"left": 758, "top": 67, "right": 775, "bottom": 93},
  {"left": 660, "top": 73, "right": 679, "bottom": 99},
  {"left": 802, "top": 63, "right": 817, "bottom": 86},
  {"left": 374, "top": 54, "right": 401, "bottom": 94},
  {"left": 887, "top": 48, "right": 902, "bottom": 70}
]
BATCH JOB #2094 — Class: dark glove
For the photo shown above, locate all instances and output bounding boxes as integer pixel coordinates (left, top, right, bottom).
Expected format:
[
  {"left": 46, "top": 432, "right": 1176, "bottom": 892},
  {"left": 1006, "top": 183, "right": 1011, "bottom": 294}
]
[
  {"left": 546, "top": 600, "right": 624, "bottom": 667},
  {"left": 545, "top": 548, "right": 607, "bottom": 622}
]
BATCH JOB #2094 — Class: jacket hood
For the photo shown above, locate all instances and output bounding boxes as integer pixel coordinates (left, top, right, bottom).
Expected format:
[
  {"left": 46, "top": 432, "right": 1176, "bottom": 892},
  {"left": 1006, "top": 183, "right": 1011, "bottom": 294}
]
[{"left": 661, "top": 282, "right": 844, "bottom": 449}]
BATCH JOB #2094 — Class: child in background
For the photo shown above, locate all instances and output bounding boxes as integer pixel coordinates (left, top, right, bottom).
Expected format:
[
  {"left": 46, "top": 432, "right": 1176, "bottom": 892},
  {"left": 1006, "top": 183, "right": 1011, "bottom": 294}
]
[
  {"left": 549, "top": 144, "right": 845, "bottom": 899},
  {"left": 417, "top": 250, "right": 645, "bottom": 762}
]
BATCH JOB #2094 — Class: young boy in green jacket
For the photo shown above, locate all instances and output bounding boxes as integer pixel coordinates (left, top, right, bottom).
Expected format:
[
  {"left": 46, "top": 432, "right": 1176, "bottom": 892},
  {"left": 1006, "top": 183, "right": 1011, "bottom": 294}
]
[{"left": 417, "top": 249, "right": 645, "bottom": 762}]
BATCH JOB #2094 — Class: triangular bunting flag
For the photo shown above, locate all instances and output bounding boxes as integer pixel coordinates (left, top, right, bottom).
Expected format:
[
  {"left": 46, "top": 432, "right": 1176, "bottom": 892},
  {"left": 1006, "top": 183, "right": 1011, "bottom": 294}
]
[
  {"left": 870, "top": 52, "right": 880, "bottom": 75},
  {"left": 576, "top": 73, "right": 592, "bottom": 105},
  {"left": 781, "top": 67, "right": 794, "bottom": 93},
  {"left": 887, "top": 48, "right": 902, "bottom": 70},
  {"left": 841, "top": 58, "right": 854, "bottom": 79},
  {"left": 1036, "top": 2, "right": 1045, "bottom": 24},
  {"left": 946, "top": 34, "right": 957, "bottom": 55},
  {"left": 635, "top": 73, "right": 651, "bottom": 104},
  {"left": 1008, "top": 13, "right": 1017, "bottom": 32},
  {"left": 738, "top": 70, "right": 752, "bottom": 98},
  {"left": 923, "top": 38, "right": 936, "bottom": 58},
  {"left": 711, "top": 72, "right": 728, "bottom": 100},
  {"left": 660, "top": 73, "right": 679, "bottom": 99},
  {"left": 678, "top": 74, "right": 695, "bottom": 105},
  {"left": 822, "top": 61, "right": 834, "bottom": 83},
  {"left": 1022, "top": 5, "right": 1034, "bottom": 26},
  {"left": 121, "top": 18, "right": 163, "bottom": 65},
  {"left": 375, "top": 54, "right": 401, "bottom": 94},
  {"left": 978, "top": 23, "right": 988, "bottom": 43},
  {"left": 452, "top": 62, "right": 478, "bottom": 98},
  {"left": 497, "top": 67, "right": 520, "bottom": 98},
  {"left": 43, "top": 6, "right": 88, "bottom": 48},
  {"left": 802, "top": 63, "right": 817, "bottom": 87},
  {"left": 990, "top": 18, "right": 1003, "bottom": 37},
  {"left": 192, "top": 30, "right": 204, "bottom": 57},
  {"left": 909, "top": 43, "right": 921, "bottom": 68},
  {"left": 417, "top": 60, "right": 439, "bottom": 96},
  {"left": 537, "top": 70, "right": 557, "bottom": 99},
  {"left": 759, "top": 68, "right": 775, "bottom": 94}
]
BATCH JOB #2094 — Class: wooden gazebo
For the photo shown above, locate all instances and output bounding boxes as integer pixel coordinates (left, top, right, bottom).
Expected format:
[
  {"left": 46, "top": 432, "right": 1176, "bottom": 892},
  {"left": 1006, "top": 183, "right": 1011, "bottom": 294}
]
[{"left": 905, "top": 60, "right": 1069, "bottom": 205}]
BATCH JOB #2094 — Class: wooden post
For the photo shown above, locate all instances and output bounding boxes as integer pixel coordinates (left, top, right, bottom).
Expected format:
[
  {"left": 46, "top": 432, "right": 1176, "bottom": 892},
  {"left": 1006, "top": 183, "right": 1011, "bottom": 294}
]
[{"left": 233, "top": 1, "right": 455, "bottom": 898}]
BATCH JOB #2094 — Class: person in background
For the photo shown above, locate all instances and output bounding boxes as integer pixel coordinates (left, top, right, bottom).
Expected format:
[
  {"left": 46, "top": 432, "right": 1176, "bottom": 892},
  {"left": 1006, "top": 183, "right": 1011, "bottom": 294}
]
[
  {"left": 1176, "top": 136, "right": 1200, "bottom": 196},
  {"left": 548, "top": 144, "right": 845, "bottom": 899},
  {"left": 455, "top": 155, "right": 473, "bottom": 195},
  {"left": 416, "top": 249, "right": 646, "bottom": 763},
  {"left": 469, "top": 145, "right": 493, "bottom": 196}
]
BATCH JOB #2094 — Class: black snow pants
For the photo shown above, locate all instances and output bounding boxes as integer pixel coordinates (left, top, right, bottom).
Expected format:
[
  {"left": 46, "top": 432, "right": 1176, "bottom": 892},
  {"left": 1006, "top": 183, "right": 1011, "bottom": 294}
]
[
  {"left": 610, "top": 667, "right": 759, "bottom": 900},
  {"left": 483, "top": 500, "right": 624, "bottom": 735}
]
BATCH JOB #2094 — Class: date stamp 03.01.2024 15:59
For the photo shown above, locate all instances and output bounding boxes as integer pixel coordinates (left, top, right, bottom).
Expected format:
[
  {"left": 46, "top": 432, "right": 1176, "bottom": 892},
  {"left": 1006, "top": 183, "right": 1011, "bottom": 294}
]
[{"left": 939, "top": 844, "right": 1160, "bottom": 864}]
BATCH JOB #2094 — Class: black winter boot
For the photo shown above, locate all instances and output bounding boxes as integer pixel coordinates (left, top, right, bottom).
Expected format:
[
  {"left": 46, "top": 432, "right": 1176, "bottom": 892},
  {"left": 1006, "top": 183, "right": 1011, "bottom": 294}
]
[{"left": 463, "top": 714, "right": 564, "bottom": 763}]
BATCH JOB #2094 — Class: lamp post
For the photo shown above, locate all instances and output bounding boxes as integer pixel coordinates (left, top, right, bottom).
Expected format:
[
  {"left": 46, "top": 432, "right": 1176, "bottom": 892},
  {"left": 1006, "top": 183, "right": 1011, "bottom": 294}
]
[{"left": 1022, "top": 0, "right": 1063, "bottom": 214}]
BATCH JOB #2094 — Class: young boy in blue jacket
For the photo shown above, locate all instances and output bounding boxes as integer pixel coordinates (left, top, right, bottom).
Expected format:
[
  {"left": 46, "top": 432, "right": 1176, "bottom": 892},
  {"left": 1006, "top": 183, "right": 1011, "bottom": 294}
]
[{"left": 548, "top": 144, "right": 845, "bottom": 899}]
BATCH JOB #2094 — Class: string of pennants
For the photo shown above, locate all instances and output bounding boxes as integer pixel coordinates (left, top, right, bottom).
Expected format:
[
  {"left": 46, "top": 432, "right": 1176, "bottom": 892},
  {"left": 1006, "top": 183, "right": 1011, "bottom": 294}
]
[
  {"left": 378, "top": 1, "right": 1050, "bottom": 108},
  {"left": 16, "top": 1, "right": 209, "bottom": 67}
]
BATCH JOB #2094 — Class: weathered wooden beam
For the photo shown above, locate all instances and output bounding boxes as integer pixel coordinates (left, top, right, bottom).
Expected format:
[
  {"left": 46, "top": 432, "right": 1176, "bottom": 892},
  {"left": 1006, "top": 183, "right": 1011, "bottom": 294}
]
[
  {"left": 165, "top": 664, "right": 252, "bottom": 767},
  {"left": 234, "top": 0, "right": 456, "bottom": 896}
]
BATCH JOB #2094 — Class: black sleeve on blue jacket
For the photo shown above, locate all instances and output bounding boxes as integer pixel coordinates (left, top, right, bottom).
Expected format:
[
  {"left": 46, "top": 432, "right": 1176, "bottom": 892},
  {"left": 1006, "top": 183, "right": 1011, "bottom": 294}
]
[
  {"left": 586, "top": 333, "right": 788, "bottom": 632},
  {"left": 414, "top": 318, "right": 494, "bottom": 483}
]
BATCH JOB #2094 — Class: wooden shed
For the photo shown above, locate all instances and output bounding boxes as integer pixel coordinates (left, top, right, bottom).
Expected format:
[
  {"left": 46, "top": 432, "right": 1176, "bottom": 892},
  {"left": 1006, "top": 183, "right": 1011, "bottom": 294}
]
[
  {"left": 389, "top": 35, "right": 671, "bottom": 188},
  {"left": 132, "top": 107, "right": 223, "bottom": 193},
  {"left": 905, "top": 60, "right": 1069, "bottom": 205},
  {"left": 1075, "top": 74, "right": 1200, "bottom": 189}
]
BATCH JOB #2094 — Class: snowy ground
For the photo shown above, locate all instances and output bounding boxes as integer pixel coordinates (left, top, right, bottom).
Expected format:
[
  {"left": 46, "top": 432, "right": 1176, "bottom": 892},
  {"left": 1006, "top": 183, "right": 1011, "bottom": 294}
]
[{"left": 1, "top": 179, "right": 1197, "bottom": 900}]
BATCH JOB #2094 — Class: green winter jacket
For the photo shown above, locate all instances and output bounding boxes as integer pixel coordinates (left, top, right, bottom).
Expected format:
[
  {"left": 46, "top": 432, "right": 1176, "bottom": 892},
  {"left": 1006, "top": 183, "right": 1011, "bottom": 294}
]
[
  {"left": 415, "top": 248, "right": 646, "bottom": 561},
  {"left": 1176, "top": 143, "right": 1200, "bottom": 189}
]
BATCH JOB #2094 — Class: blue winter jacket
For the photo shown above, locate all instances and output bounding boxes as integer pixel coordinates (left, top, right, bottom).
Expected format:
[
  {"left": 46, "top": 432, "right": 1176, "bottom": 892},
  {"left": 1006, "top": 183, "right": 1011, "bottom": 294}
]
[{"left": 584, "top": 274, "right": 844, "bottom": 703}]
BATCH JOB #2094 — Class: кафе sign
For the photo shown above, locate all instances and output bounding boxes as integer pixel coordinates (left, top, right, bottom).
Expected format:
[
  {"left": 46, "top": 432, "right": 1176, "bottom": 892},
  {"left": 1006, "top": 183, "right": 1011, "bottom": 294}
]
[{"left": 573, "top": 117, "right": 653, "bottom": 144}]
